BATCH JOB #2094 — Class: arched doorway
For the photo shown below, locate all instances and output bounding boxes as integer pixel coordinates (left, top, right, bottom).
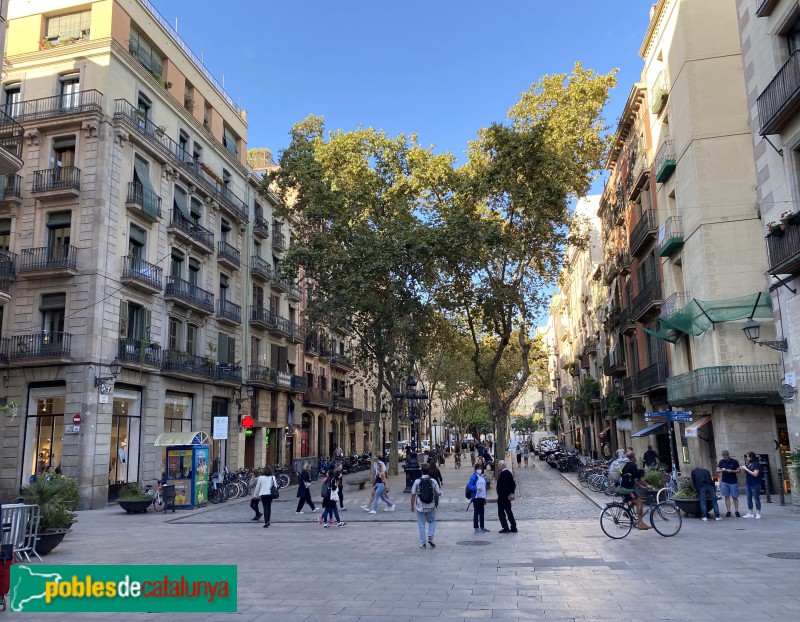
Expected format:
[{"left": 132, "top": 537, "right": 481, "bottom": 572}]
[{"left": 317, "top": 414, "right": 326, "bottom": 458}]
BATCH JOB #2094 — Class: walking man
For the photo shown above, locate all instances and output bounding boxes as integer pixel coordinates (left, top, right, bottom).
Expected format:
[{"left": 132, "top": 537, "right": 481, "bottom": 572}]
[
  {"left": 410, "top": 463, "right": 441, "bottom": 548},
  {"left": 717, "top": 449, "right": 741, "bottom": 517},
  {"left": 496, "top": 460, "right": 517, "bottom": 533}
]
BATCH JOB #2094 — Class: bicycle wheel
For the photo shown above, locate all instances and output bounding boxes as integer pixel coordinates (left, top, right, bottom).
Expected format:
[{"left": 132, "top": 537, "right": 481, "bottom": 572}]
[
  {"left": 208, "top": 486, "right": 221, "bottom": 504},
  {"left": 650, "top": 501, "right": 682, "bottom": 537},
  {"left": 277, "top": 473, "right": 290, "bottom": 489},
  {"left": 152, "top": 493, "right": 165, "bottom": 512},
  {"left": 587, "top": 474, "right": 602, "bottom": 492},
  {"left": 603, "top": 478, "right": 617, "bottom": 496},
  {"left": 655, "top": 486, "right": 672, "bottom": 504},
  {"left": 600, "top": 504, "right": 633, "bottom": 539}
]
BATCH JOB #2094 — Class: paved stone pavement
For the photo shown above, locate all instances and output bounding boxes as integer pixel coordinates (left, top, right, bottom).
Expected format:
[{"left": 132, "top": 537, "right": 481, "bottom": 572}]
[{"left": 7, "top": 453, "right": 800, "bottom": 621}]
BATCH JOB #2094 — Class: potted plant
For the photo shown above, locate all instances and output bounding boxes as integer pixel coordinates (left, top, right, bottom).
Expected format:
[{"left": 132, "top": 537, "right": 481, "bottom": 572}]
[
  {"left": 117, "top": 483, "right": 153, "bottom": 514},
  {"left": 780, "top": 210, "right": 797, "bottom": 229},
  {"left": 672, "top": 479, "right": 706, "bottom": 517},
  {"left": 767, "top": 222, "right": 783, "bottom": 237},
  {"left": 18, "top": 474, "right": 80, "bottom": 555}
]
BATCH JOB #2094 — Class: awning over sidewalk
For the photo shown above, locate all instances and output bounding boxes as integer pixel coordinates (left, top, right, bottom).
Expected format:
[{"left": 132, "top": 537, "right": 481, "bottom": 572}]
[
  {"left": 631, "top": 422, "right": 666, "bottom": 438},
  {"left": 685, "top": 416, "right": 713, "bottom": 438},
  {"left": 154, "top": 431, "right": 210, "bottom": 446}
]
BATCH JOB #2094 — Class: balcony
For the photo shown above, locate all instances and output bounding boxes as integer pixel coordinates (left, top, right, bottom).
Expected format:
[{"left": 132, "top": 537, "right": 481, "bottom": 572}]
[
  {"left": 167, "top": 208, "right": 214, "bottom": 253},
  {"left": 631, "top": 279, "right": 663, "bottom": 322},
  {"left": 272, "top": 227, "right": 286, "bottom": 251},
  {"left": 766, "top": 223, "right": 800, "bottom": 274},
  {"left": 18, "top": 245, "right": 78, "bottom": 277},
  {"left": 287, "top": 283, "right": 302, "bottom": 301},
  {"left": 216, "top": 298, "right": 242, "bottom": 325},
  {"left": 164, "top": 276, "right": 214, "bottom": 315},
  {"left": 271, "top": 277, "right": 289, "bottom": 293},
  {"left": 121, "top": 255, "right": 163, "bottom": 294},
  {"left": 126, "top": 181, "right": 161, "bottom": 221},
  {"left": 0, "top": 110, "right": 23, "bottom": 175},
  {"left": 603, "top": 305, "right": 622, "bottom": 330},
  {"left": 250, "top": 305, "right": 271, "bottom": 330},
  {"left": 667, "top": 364, "right": 782, "bottom": 406},
  {"left": 628, "top": 150, "right": 649, "bottom": 201},
  {"left": 249, "top": 365, "right": 279, "bottom": 388},
  {"left": 253, "top": 217, "right": 270, "bottom": 240},
  {"left": 757, "top": 0, "right": 780, "bottom": 16},
  {"left": 620, "top": 307, "right": 637, "bottom": 334},
  {"left": 654, "top": 140, "right": 676, "bottom": 183},
  {"left": 304, "top": 387, "right": 332, "bottom": 407},
  {"left": 291, "top": 375, "right": 308, "bottom": 392},
  {"left": 161, "top": 350, "right": 215, "bottom": 380},
  {"left": 603, "top": 344, "right": 626, "bottom": 376},
  {"left": 650, "top": 71, "right": 669, "bottom": 115},
  {"left": 305, "top": 335, "right": 319, "bottom": 355},
  {"left": 0, "top": 332, "right": 72, "bottom": 361},
  {"left": 635, "top": 361, "right": 669, "bottom": 394},
  {"left": 8, "top": 89, "right": 102, "bottom": 124},
  {"left": 758, "top": 50, "right": 800, "bottom": 135},
  {"left": 31, "top": 167, "right": 80, "bottom": 199},
  {"left": 332, "top": 395, "right": 354, "bottom": 411},
  {"left": 250, "top": 256, "right": 272, "bottom": 282},
  {"left": 2, "top": 174, "right": 23, "bottom": 204},
  {"left": 217, "top": 240, "right": 241, "bottom": 269},
  {"left": 0, "top": 255, "right": 14, "bottom": 305},
  {"left": 290, "top": 322, "right": 304, "bottom": 344},
  {"left": 617, "top": 250, "right": 632, "bottom": 276},
  {"left": 118, "top": 338, "right": 161, "bottom": 368},
  {"left": 330, "top": 353, "right": 354, "bottom": 370},
  {"left": 218, "top": 186, "right": 249, "bottom": 223},
  {"left": 603, "top": 257, "right": 619, "bottom": 285},
  {"left": 660, "top": 291, "right": 691, "bottom": 318},
  {"left": 215, "top": 364, "right": 242, "bottom": 385},
  {"left": 657, "top": 216, "right": 684, "bottom": 257},
  {"left": 584, "top": 338, "right": 597, "bottom": 355},
  {"left": 629, "top": 209, "right": 658, "bottom": 257},
  {"left": 622, "top": 376, "right": 637, "bottom": 398}
]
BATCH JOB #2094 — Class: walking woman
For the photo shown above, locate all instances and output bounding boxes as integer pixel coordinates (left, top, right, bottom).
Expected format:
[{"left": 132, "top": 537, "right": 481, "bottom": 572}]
[
  {"left": 321, "top": 470, "right": 346, "bottom": 528},
  {"left": 522, "top": 442, "right": 530, "bottom": 468},
  {"left": 249, "top": 470, "right": 262, "bottom": 521},
  {"left": 252, "top": 466, "right": 278, "bottom": 528},
  {"left": 516, "top": 442, "right": 523, "bottom": 467},
  {"left": 367, "top": 460, "right": 395, "bottom": 513},
  {"left": 468, "top": 463, "right": 489, "bottom": 533},
  {"left": 334, "top": 462, "right": 346, "bottom": 511},
  {"left": 296, "top": 462, "right": 317, "bottom": 514},
  {"left": 741, "top": 452, "right": 763, "bottom": 519}
]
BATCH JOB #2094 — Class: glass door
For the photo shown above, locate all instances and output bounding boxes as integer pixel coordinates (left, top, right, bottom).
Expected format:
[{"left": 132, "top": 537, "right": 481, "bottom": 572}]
[
  {"left": 108, "top": 388, "right": 142, "bottom": 500},
  {"left": 23, "top": 390, "right": 66, "bottom": 485}
]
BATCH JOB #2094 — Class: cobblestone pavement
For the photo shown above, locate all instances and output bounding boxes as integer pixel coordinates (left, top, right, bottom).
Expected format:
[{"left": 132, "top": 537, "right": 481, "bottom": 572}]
[{"left": 9, "top": 453, "right": 800, "bottom": 621}]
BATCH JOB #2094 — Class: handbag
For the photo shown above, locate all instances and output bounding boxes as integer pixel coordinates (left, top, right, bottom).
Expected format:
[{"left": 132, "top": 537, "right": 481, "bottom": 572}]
[{"left": 270, "top": 477, "right": 280, "bottom": 499}]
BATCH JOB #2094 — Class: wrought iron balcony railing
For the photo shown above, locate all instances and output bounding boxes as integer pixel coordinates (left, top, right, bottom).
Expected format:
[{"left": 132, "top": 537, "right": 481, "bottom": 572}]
[
  {"left": 1, "top": 332, "right": 72, "bottom": 359},
  {"left": 32, "top": 166, "right": 81, "bottom": 193},
  {"left": 7, "top": 89, "right": 102, "bottom": 123},
  {"left": 161, "top": 350, "right": 215, "bottom": 379},
  {"left": 631, "top": 278, "right": 662, "bottom": 322},
  {"left": 217, "top": 240, "right": 241, "bottom": 267},
  {"left": 660, "top": 291, "right": 691, "bottom": 318},
  {"left": 0, "top": 109, "right": 23, "bottom": 161},
  {"left": 331, "top": 353, "right": 354, "bottom": 368},
  {"left": 651, "top": 71, "right": 669, "bottom": 115},
  {"left": 250, "top": 255, "right": 272, "bottom": 281},
  {"left": 118, "top": 338, "right": 161, "bottom": 367},
  {"left": 122, "top": 255, "right": 162, "bottom": 290},
  {"left": 217, "top": 298, "right": 241, "bottom": 323},
  {"left": 164, "top": 276, "right": 214, "bottom": 313},
  {"left": 126, "top": 181, "right": 162, "bottom": 220},
  {"left": 304, "top": 387, "right": 332, "bottom": 406},
  {"left": 766, "top": 222, "right": 800, "bottom": 274},
  {"left": 18, "top": 245, "right": 77, "bottom": 272},
  {"left": 667, "top": 364, "right": 782, "bottom": 406},
  {"left": 168, "top": 208, "right": 214, "bottom": 250},
  {"left": 630, "top": 209, "right": 658, "bottom": 257},
  {"left": 249, "top": 364, "right": 278, "bottom": 385},
  {"left": 332, "top": 395, "right": 354, "bottom": 410},
  {"left": 272, "top": 227, "right": 286, "bottom": 251},
  {"left": 253, "top": 217, "right": 270, "bottom": 238},
  {"left": 635, "top": 361, "right": 669, "bottom": 393},
  {"left": 758, "top": 49, "right": 800, "bottom": 135},
  {"left": 2, "top": 174, "right": 23, "bottom": 200},
  {"left": 215, "top": 364, "right": 242, "bottom": 384},
  {"left": 603, "top": 343, "right": 626, "bottom": 376},
  {"left": 657, "top": 215, "right": 684, "bottom": 257},
  {"left": 654, "top": 139, "right": 676, "bottom": 183}
]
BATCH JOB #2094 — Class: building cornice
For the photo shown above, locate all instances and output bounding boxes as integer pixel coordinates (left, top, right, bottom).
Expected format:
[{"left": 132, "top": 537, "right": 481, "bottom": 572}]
[
  {"left": 640, "top": 0, "right": 668, "bottom": 59},
  {"left": 605, "top": 83, "right": 646, "bottom": 169}
]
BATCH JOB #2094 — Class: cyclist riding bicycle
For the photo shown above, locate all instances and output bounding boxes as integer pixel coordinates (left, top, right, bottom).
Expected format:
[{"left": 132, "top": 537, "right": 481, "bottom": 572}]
[{"left": 617, "top": 450, "right": 656, "bottom": 531}]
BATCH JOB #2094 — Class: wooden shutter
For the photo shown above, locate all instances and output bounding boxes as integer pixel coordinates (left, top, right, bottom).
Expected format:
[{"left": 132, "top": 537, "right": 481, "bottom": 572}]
[
  {"left": 278, "top": 346, "right": 287, "bottom": 372},
  {"left": 270, "top": 343, "right": 280, "bottom": 370},
  {"left": 218, "top": 332, "right": 227, "bottom": 364},
  {"left": 144, "top": 309, "right": 152, "bottom": 343},
  {"left": 227, "top": 335, "right": 236, "bottom": 365},
  {"left": 119, "top": 300, "right": 129, "bottom": 337}
]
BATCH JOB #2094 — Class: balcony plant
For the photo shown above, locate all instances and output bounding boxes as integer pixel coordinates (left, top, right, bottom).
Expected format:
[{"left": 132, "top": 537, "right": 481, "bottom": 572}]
[
  {"left": 18, "top": 474, "right": 80, "bottom": 554},
  {"left": 767, "top": 221, "right": 783, "bottom": 236},
  {"left": 780, "top": 210, "right": 798, "bottom": 227}
]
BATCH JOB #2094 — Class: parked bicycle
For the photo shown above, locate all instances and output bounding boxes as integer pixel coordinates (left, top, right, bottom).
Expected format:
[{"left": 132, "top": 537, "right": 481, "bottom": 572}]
[
  {"left": 656, "top": 469, "right": 680, "bottom": 504},
  {"left": 143, "top": 480, "right": 165, "bottom": 512},
  {"left": 600, "top": 490, "right": 682, "bottom": 539}
]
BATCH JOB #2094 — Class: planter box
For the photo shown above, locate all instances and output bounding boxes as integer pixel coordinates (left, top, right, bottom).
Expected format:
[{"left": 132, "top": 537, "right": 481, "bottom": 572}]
[
  {"left": 118, "top": 499, "right": 152, "bottom": 514},
  {"left": 674, "top": 497, "right": 720, "bottom": 518},
  {"left": 35, "top": 529, "right": 69, "bottom": 556}
]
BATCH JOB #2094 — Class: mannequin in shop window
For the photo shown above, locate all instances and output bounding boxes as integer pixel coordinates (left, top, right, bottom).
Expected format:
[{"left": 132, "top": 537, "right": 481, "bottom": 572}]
[{"left": 117, "top": 441, "right": 128, "bottom": 483}]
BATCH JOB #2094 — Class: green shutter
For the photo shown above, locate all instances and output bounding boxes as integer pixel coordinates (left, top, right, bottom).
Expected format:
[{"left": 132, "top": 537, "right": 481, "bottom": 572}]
[
  {"left": 173, "top": 187, "right": 191, "bottom": 219},
  {"left": 119, "top": 300, "right": 129, "bottom": 337},
  {"left": 133, "top": 157, "right": 159, "bottom": 218},
  {"left": 228, "top": 335, "right": 236, "bottom": 365},
  {"left": 129, "top": 225, "right": 146, "bottom": 246},
  {"left": 218, "top": 332, "right": 226, "bottom": 364}
]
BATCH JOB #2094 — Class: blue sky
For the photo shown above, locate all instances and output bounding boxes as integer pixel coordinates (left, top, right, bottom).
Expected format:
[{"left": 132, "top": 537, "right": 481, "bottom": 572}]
[{"left": 155, "top": 0, "right": 650, "bottom": 183}]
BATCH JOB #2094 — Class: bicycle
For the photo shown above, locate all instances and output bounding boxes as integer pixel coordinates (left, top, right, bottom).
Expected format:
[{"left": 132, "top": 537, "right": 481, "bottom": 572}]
[
  {"left": 656, "top": 469, "right": 679, "bottom": 504},
  {"left": 143, "top": 480, "right": 165, "bottom": 512},
  {"left": 600, "top": 490, "right": 682, "bottom": 539},
  {"left": 272, "top": 465, "right": 292, "bottom": 489},
  {"left": 208, "top": 472, "right": 228, "bottom": 504}
]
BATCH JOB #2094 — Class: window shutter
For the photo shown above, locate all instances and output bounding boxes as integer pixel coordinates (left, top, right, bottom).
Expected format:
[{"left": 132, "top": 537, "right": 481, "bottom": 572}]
[
  {"left": 173, "top": 187, "right": 191, "bottom": 219},
  {"left": 278, "top": 346, "right": 287, "bottom": 372},
  {"left": 119, "top": 300, "right": 129, "bottom": 337},
  {"left": 227, "top": 335, "right": 236, "bottom": 365},
  {"left": 270, "top": 343, "right": 279, "bottom": 370},
  {"left": 218, "top": 332, "right": 226, "bottom": 364},
  {"left": 144, "top": 309, "right": 152, "bottom": 343}
]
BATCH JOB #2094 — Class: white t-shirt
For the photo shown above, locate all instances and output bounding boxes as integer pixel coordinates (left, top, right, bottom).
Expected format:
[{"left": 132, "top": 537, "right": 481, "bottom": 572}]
[{"left": 411, "top": 475, "right": 441, "bottom": 512}]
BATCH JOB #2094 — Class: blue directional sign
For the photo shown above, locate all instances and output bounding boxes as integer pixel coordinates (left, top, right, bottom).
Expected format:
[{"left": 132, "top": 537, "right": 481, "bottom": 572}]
[{"left": 644, "top": 410, "right": 693, "bottom": 423}]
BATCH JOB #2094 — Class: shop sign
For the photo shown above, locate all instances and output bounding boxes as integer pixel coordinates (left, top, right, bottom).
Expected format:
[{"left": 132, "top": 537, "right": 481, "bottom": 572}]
[
  {"left": 277, "top": 372, "right": 292, "bottom": 387},
  {"left": 212, "top": 416, "right": 229, "bottom": 440}
]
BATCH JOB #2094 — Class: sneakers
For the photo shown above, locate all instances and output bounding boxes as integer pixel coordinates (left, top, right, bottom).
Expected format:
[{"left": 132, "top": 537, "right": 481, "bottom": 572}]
[
  {"left": 368, "top": 510, "right": 377, "bottom": 514},
  {"left": 474, "top": 528, "right": 482, "bottom": 534},
  {"left": 361, "top": 506, "right": 370, "bottom": 512},
  {"left": 383, "top": 505, "right": 396, "bottom": 512},
  {"left": 701, "top": 517, "right": 708, "bottom": 522},
  {"left": 318, "top": 516, "right": 323, "bottom": 525},
  {"left": 323, "top": 523, "right": 329, "bottom": 528},
  {"left": 735, "top": 511, "right": 741, "bottom": 518},
  {"left": 295, "top": 511, "right": 304, "bottom": 515},
  {"left": 420, "top": 543, "right": 427, "bottom": 548},
  {"left": 755, "top": 513, "right": 762, "bottom": 519},
  {"left": 480, "top": 528, "right": 490, "bottom": 533},
  {"left": 312, "top": 507, "right": 320, "bottom": 513},
  {"left": 338, "top": 522, "right": 347, "bottom": 527},
  {"left": 726, "top": 511, "right": 732, "bottom": 517},
  {"left": 715, "top": 517, "right": 723, "bottom": 521},
  {"left": 510, "top": 528, "right": 518, "bottom": 533},
  {"left": 499, "top": 528, "right": 511, "bottom": 533},
  {"left": 427, "top": 537, "right": 436, "bottom": 548},
  {"left": 743, "top": 513, "right": 754, "bottom": 519}
]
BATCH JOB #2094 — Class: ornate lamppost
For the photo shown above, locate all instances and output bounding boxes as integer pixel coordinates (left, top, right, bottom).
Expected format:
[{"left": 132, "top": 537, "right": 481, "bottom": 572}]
[
  {"left": 394, "top": 376, "right": 427, "bottom": 493},
  {"left": 380, "top": 403, "right": 389, "bottom": 461}
]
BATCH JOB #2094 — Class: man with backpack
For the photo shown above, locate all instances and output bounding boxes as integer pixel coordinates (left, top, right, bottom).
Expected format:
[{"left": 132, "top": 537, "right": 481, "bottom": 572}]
[{"left": 410, "top": 463, "right": 441, "bottom": 548}]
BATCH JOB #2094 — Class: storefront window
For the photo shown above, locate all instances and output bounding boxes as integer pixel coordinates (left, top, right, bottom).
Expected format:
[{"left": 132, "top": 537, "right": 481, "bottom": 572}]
[
  {"left": 162, "top": 392, "right": 192, "bottom": 477},
  {"left": 109, "top": 387, "right": 141, "bottom": 488},
  {"left": 23, "top": 389, "right": 65, "bottom": 484}
]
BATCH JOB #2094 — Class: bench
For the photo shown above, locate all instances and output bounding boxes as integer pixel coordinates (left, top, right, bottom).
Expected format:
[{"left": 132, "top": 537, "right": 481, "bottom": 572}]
[{"left": 347, "top": 478, "right": 370, "bottom": 490}]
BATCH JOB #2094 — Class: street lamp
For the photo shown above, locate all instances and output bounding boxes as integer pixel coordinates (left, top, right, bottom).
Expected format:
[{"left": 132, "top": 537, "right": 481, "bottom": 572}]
[
  {"left": 235, "top": 384, "right": 255, "bottom": 423},
  {"left": 380, "top": 403, "right": 389, "bottom": 460},
  {"left": 393, "top": 376, "right": 428, "bottom": 493},
  {"left": 433, "top": 417, "right": 438, "bottom": 447},
  {"left": 742, "top": 318, "right": 788, "bottom": 352},
  {"left": 94, "top": 358, "right": 122, "bottom": 388}
]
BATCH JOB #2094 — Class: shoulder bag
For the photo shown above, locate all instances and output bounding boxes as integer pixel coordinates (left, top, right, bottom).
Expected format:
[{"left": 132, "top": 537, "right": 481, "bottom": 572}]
[{"left": 270, "top": 476, "right": 280, "bottom": 499}]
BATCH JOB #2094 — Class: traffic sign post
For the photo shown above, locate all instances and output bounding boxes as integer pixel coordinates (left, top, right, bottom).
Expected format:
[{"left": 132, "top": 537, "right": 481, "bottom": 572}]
[{"left": 643, "top": 411, "right": 692, "bottom": 475}]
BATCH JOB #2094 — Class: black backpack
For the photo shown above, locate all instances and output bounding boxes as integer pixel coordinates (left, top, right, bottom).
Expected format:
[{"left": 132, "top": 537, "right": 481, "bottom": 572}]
[
  {"left": 418, "top": 477, "right": 435, "bottom": 504},
  {"left": 321, "top": 479, "right": 331, "bottom": 499}
]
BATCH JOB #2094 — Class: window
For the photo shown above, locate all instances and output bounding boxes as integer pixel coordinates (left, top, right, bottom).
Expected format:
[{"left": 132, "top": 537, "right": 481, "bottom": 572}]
[
  {"left": 24, "top": 390, "right": 66, "bottom": 483},
  {"left": 163, "top": 392, "right": 192, "bottom": 434},
  {"left": 137, "top": 93, "right": 151, "bottom": 125},
  {"left": 51, "top": 136, "right": 75, "bottom": 169},
  {"left": 119, "top": 301, "right": 150, "bottom": 343},
  {"left": 170, "top": 250, "right": 184, "bottom": 278},
  {"left": 193, "top": 142, "right": 203, "bottom": 164},
  {"left": 269, "top": 294, "right": 279, "bottom": 315},
  {"left": 270, "top": 391, "right": 278, "bottom": 422},
  {"left": 270, "top": 343, "right": 287, "bottom": 372},
  {"left": 47, "top": 211, "right": 71, "bottom": 251},
  {"left": 45, "top": 10, "right": 90, "bottom": 45},
  {"left": 186, "top": 323, "right": 198, "bottom": 356},
  {"left": 168, "top": 317, "right": 181, "bottom": 351},
  {"left": 188, "top": 258, "right": 200, "bottom": 286},
  {"left": 254, "top": 240, "right": 261, "bottom": 258},
  {"left": 222, "top": 169, "right": 231, "bottom": 190},
  {"left": 40, "top": 293, "right": 65, "bottom": 342},
  {"left": 59, "top": 74, "right": 80, "bottom": 109},
  {"left": 789, "top": 16, "right": 800, "bottom": 55},
  {"left": 128, "top": 224, "right": 145, "bottom": 259},
  {"left": 203, "top": 104, "right": 211, "bottom": 130},
  {"left": 132, "top": 155, "right": 158, "bottom": 218},
  {"left": 250, "top": 336, "right": 261, "bottom": 365},
  {"left": 173, "top": 186, "right": 189, "bottom": 222},
  {"left": 184, "top": 83, "right": 194, "bottom": 112},
  {"left": 0, "top": 219, "right": 10, "bottom": 252},
  {"left": 179, "top": 130, "right": 189, "bottom": 160},
  {"left": 220, "top": 219, "right": 231, "bottom": 243},
  {"left": 218, "top": 332, "right": 235, "bottom": 365},
  {"left": 220, "top": 273, "right": 229, "bottom": 300},
  {"left": 129, "top": 27, "right": 164, "bottom": 78},
  {"left": 4, "top": 83, "right": 21, "bottom": 118},
  {"left": 253, "top": 284, "right": 264, "bottom": 308},
  {"left": 190, "top": 198, "right": 203, "bottom": 226},
  {"left": 222, "top": 127, "right": 238, "bottom": 157}
]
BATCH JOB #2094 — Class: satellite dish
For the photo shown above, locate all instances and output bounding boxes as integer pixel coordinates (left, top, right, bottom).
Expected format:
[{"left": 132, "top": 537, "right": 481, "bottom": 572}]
[{"left": 778, "top": 384, "right": 796, "bottom": 403}]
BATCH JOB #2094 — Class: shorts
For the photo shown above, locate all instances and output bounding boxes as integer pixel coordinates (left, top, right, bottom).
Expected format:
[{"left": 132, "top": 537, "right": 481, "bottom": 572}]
[
  {"left": 720, "top": 482, "right": 739, "bottom": 498},
  {"left": 622, "top": 490, "right": 639, "bottom": 503}
]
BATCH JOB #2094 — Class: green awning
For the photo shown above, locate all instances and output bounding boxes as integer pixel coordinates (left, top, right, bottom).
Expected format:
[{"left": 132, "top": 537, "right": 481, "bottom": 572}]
[{"left": 154, "top": 431, "right": 209, "bottom": 446}]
